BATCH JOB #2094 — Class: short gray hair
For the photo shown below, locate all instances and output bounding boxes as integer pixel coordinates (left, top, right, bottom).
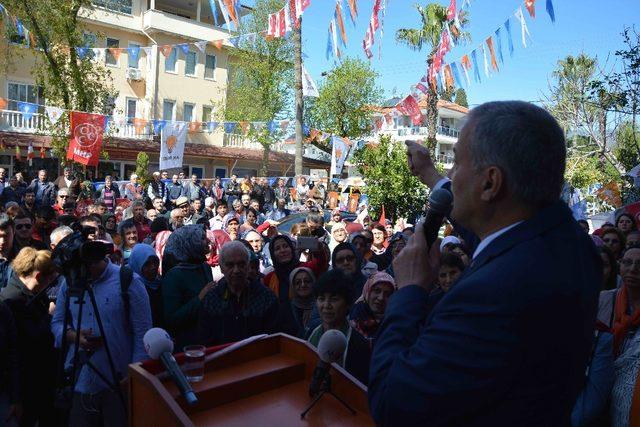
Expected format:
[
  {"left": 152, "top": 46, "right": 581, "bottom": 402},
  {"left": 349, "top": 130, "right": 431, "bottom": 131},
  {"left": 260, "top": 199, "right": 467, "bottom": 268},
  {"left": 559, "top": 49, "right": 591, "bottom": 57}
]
[
  {"left": 131, "top": 200, "right": 145, "bottom": 209},
  {"left": 219, "top": 241, "right": 250, "bottom": 265},
  {"left": 50, "top": 225, "right": 73, "bottom": 247},
  {"left": 466, "top": 101, "right": 566, "bottom": 207}
]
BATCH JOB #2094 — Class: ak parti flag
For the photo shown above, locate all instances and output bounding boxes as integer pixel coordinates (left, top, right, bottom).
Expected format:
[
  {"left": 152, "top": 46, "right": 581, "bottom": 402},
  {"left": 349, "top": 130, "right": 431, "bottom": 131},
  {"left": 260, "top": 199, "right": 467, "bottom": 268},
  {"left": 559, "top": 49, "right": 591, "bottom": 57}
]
[{"left": 67, "top": 112, "right": 105, "bottom": 167}]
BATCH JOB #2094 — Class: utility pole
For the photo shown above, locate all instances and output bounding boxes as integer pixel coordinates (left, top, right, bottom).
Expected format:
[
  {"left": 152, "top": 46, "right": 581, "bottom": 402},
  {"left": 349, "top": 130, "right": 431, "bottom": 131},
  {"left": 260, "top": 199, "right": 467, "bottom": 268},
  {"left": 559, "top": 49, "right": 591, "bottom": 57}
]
[{"left": 294, "top": 16, "right": 304, "bottom": 176}]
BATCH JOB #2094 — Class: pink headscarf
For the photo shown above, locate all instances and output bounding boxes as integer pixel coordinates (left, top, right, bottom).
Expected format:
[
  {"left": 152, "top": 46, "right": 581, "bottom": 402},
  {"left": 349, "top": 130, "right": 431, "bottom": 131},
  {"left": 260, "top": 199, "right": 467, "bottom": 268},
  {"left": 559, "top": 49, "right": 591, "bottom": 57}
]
[
  {"left": 206, "top": 229, "right": 232, "bottom": 267},
  {"left": 154, "top": 230, "right": 172, "bottom": 275},
  {"left": 357, "top": 271, "right": 396, "bottom": 303}
]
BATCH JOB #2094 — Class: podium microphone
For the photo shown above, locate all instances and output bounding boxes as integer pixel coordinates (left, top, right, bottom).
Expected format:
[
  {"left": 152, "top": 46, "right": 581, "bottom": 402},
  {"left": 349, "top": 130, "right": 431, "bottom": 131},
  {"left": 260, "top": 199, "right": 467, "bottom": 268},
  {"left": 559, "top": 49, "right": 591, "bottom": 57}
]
[
  {"left": 423, "top": 188, "right": 453, "bottom": 249},
  {"left": 143, "top": 328, "right": 198, "bottom": 406},
  {"left": 309, "top": 329, "right": 348, "bottom": 397}
]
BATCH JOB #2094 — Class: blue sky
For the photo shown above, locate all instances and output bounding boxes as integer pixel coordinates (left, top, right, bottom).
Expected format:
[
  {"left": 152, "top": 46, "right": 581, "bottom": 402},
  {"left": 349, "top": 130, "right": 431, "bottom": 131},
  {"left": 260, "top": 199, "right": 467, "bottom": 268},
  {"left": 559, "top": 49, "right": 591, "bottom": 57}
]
[{"left": 283, "top": 0, "right": 640, "bottom": 107}]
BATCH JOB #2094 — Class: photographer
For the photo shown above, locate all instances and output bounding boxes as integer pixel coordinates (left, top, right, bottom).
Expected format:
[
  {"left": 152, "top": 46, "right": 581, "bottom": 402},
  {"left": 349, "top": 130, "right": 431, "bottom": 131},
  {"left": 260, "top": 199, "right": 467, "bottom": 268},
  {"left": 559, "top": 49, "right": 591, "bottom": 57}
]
[
  {"left": 368, "top": 101, "right": 601, "bottom": 425},
  {"left": 51, "top": 237, "right": 152, "bottom": 425}
]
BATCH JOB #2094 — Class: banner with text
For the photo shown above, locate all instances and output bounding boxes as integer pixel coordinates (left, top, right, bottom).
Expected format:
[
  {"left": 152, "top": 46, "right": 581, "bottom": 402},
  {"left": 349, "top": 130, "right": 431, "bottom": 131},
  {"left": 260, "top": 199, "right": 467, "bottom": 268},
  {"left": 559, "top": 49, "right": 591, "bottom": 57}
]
[
  {"left": 67, "top": 112, "right": 105, "bottom": 167},
  {"left": 160, "top": 122, "right": 187, "bottom": 170},
  {"left": 330, "top": 136, "right": 349, "bottom": 176}
]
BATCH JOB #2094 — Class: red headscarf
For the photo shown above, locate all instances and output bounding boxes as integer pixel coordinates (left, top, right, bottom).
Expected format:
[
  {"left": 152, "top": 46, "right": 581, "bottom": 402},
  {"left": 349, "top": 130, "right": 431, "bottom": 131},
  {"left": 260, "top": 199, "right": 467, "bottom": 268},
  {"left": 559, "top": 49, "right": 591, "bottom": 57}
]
[
  {"left": 206, "top": 229, "right": 232, "bottom": 267},
  {"left": 612, "top": 284, "right": 640, "bottom": 357},
  {"left": 154, "top": 230, "right": 172, "bottom": 275}
]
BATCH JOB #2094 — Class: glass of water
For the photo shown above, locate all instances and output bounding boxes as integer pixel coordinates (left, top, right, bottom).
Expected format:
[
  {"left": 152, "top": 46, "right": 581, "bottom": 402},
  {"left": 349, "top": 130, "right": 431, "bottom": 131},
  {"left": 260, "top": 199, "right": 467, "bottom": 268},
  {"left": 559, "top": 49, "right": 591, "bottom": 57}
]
[{"left": 183, "top": 345, "right": 206, "bottom": 382}]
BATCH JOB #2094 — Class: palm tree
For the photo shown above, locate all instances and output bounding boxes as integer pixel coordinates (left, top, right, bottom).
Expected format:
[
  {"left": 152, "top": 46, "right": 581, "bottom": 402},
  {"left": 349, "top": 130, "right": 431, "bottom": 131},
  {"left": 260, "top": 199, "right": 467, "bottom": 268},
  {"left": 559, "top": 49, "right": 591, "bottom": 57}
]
[{"left": 396, "top": 3, "right": 470, "bottom": 155}]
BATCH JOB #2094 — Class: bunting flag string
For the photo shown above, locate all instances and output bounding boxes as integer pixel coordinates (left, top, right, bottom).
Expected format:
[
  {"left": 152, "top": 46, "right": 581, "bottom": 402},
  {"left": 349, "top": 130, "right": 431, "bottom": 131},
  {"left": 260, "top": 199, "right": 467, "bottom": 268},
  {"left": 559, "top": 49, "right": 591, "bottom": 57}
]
[
  {"left": 335, "top": 0, "right": 348, "bottom": 47},
  {"left": 266, "top": 0, "right": 310, "bottom": 39},
  {"left": 514, "top": 7, "right": 531, "bottom": 48},
  {"left": 485, "top": 37, "right": 499, "bottom": 71},
  {"left": 494, "top": 27, "right": 504, "bottom": 64}
]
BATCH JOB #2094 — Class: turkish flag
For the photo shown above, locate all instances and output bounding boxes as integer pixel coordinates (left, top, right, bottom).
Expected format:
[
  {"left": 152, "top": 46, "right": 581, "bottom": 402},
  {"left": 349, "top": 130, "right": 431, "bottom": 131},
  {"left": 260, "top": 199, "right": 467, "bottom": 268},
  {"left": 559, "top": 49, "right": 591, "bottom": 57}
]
[
  {"left": 67, "top": 112, "right": 105, "bottom": 166},
  {"left": 397, "top": 95, "right": 423, "bottom": 126}
]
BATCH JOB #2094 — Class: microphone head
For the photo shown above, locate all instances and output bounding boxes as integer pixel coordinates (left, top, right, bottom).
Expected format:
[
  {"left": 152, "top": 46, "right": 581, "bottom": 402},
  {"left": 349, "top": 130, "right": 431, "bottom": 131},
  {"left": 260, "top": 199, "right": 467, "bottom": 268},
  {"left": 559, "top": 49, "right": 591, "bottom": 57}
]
[
  {"left": 317, "top": 329, "right": 348, "bottom": 363},
  {"left": 428, "top": 188, "right": 453, "bottom": 216},
  {"left": 143, "top": 328, "right": 174, "bottom": 360}
]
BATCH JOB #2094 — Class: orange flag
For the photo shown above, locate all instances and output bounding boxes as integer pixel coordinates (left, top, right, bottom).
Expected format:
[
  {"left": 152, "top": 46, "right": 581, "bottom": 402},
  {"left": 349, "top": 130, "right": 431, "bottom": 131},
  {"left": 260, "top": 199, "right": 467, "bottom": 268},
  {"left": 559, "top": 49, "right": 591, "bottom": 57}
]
[
  {"left": 213, "top": 39, "right": 224, "bottom": 50},
  {"left": 0, "top": 98, "right": 7, "bottom": 110},
  {"left": 108, "top": 48, "right": 124, "bottom": 61},
  {"left": 29, "top": 32, "right": 37, "bottom": 48},
  {"left": 444, "top": 65, "right": 454, "bottom": 90},
  {"left": 239, "top": 121, "right": 250, "bottom": 134},
  {"left": 188, "top": 121, "right": 202, "bottom": 134},
  {"left": 485, "top": 37, "right": 499, "bottom": 71},
  {"left": 347, "top": 0, "right": 358, "bottom": 24},
  {"left": 525, "top": 0, "right": 536, "bottom": 18},
  {"left": 597, "top": 182, "right": 622, "bottom": 208},
  {"left": 335, "top": 2, "right": 348, "bottom": 46},
  {"left": 224, "top": 0, "right": 239, "bottom": 28},
  {"left": 133, "top": 118, "right": 148, "bottom": 135},
  {"left": 461, "top": 54, "right": 472, "bottom": 70},
  {"left": 159, "top": 45, "right": 173, "bottom": 57}
]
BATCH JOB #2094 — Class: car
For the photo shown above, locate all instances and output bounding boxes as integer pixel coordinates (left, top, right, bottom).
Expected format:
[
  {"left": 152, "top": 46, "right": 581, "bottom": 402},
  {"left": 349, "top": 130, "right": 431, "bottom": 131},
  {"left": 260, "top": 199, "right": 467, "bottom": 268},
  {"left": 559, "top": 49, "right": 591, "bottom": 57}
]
[{"left": 274, "top": 210, "right": 357, "bottom": 236}]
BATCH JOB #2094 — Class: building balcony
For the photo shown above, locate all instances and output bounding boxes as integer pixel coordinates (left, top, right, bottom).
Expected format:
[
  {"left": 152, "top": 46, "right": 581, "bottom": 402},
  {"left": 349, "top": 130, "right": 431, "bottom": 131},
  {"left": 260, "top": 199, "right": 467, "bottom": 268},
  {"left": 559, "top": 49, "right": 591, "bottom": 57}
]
[
  {"left": 374, "top": 125, "right": 459, "bottom": 142},
  {"left": 142, "top": 7, "right": 232, "bottom": 41}
]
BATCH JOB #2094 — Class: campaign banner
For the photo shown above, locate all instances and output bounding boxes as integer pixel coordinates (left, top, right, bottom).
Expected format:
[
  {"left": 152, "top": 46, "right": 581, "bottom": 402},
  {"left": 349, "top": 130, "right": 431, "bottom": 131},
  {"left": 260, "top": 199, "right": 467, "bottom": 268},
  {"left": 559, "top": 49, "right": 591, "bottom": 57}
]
[
  {"left": 159, "top": 122, "right": 187, "bottom": 170},
  {"left": 67, "top": 112, "right": 105, "bottom": 166},
  {"left": 330, "top": 136, "right": 349, "bottom": 177}
]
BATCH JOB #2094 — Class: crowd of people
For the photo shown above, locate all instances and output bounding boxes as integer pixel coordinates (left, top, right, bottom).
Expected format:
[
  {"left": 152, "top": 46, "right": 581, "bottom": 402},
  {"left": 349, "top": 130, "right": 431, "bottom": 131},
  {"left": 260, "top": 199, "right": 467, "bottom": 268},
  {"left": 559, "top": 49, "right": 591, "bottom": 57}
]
[{"left": 0, "top": 151, "right": 637, "bottom": 426}]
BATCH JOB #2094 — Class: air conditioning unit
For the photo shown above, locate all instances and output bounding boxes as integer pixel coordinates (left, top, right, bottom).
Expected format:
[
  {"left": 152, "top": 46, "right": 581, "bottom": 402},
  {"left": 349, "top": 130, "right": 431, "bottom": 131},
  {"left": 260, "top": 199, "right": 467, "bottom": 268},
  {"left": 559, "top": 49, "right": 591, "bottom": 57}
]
[{"left": 126, "top": 68, "right": 143, "bottom": 81}]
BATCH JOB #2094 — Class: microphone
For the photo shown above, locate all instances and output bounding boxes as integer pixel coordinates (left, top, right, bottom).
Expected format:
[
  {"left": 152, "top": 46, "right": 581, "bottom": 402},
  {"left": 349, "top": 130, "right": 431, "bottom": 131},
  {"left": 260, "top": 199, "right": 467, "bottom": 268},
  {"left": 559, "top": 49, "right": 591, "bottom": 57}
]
[
  {"left": 309, "top": 330, "right": 347, "bottom": 397},
  {"left": 423, "top": 188, "right": 453, "bottom": 249},
  {"left": 143, "top": 328, "right": 198, "bottom": 406}
]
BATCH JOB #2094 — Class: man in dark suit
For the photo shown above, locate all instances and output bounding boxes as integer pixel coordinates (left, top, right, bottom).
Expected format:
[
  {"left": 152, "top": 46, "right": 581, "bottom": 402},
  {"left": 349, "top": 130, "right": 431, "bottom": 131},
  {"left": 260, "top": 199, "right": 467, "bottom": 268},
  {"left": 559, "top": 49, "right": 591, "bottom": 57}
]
[{"left": 368, "top": 101, "right": 601, "bottom": 426}]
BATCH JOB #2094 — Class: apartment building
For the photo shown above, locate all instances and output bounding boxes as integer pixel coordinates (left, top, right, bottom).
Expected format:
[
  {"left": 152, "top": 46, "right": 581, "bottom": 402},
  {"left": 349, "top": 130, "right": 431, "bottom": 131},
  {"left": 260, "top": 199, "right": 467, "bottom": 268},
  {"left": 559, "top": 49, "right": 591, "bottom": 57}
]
[
  {"left": 0, "top": 0, "right": 329, "bottom": 181},
  {"left": 368, "top": 97, "right": 468, "bottom": 169}
]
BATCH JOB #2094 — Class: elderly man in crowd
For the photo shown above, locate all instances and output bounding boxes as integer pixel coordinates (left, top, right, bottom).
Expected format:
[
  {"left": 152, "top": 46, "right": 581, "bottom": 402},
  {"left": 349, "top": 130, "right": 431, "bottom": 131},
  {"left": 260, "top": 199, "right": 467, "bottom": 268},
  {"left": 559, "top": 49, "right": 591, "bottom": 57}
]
[
  {"left": 170, "top": 208, "right": 185, "bottom": 231},
  {"left": 27, "top": 169, "right": 56, "bottom": 207},
  {"left": 52, "top": 188, "right": 71, "bottom": 217},
  {"left": 130, "top": 200, "right": 151, "bottom": 242}
]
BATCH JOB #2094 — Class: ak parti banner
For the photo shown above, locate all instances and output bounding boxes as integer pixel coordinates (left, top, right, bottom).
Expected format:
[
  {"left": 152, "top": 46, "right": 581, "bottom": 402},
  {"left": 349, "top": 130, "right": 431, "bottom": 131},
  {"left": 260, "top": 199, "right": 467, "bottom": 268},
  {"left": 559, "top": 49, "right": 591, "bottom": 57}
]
[{"left": 67, "top": 112, "right": 105, "bottom": 166}]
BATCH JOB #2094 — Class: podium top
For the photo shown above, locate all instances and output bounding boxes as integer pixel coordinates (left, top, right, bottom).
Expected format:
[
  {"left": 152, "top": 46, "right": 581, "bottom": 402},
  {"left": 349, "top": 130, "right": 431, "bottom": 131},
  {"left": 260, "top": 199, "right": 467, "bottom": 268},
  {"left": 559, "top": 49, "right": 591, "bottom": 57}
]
[{"left": 129, "top": 333, "right": 373, "bottom": 427}]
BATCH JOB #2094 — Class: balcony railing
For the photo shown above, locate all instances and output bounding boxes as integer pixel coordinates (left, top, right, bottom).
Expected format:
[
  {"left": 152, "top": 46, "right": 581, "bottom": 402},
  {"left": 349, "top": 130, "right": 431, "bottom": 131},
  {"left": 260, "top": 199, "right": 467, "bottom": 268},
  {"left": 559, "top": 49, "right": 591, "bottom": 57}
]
[
  {"left": 379, "top": 125, "right": 460, "bottom": 139},
  {"left": 0, "top": 109, "right": 149, "bottom": 140},
  {"left": 435, "top": 153, "right": 454, "bottom": 166},
  {"left": 222, "top": 133, "right": 288, "bottom": 153}
]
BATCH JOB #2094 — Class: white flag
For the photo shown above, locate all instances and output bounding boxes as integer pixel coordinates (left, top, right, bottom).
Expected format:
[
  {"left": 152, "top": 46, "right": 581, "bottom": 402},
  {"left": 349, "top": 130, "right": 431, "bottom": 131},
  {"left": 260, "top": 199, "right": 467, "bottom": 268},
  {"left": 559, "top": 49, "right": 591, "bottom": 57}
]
[
  {"left": 482, "top": 44, "right": 490, "bottom": 77},
  {"left": 45, "top": 106, "right": 64, "bottom": 125},
  {"left": 514, "top": 7, "right": 531, "bottom": 48},
  {"left": 302, "top": 65, "right": 319, "bottom": 97},
  {"left": 194, "top": 40, "right": 208, "bottom": 53},
  {"left": 160, "top": 122, "right": 187, "bottom": 170},
  {"left": 330, "top": 136, "right": 349, "bottom": 176}
]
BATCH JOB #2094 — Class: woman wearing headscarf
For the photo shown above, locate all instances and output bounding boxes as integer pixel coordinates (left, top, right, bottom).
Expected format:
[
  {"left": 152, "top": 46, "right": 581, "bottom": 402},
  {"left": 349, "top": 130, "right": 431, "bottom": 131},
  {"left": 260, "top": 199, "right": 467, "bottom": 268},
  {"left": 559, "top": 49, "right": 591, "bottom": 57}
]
[
  {"left": 129, "top": 244, "right": 163, "bottom": 327},
  {"left": 329, "top": 222, "right": 348, "bottom": 254},
  {"left": 154, "top": 230, "right": 172, "bottom": 275},
  {"left": 223, "top": 213, "right": 240, "bottom": 241},
  {"left": 206, "top": 228, "right": 232, "bottom": 282},
  {"left": 263, "top": 235, "right": 328, "bottom": 303},
  {"left": 332, "top": 242, "right": 368, "bottom": 299},
  {"left": 349, "top": 272, "right": 395, "bottom": 340},
  {"left": 102, "top": 212, "right": 121, "bottom": 246},
  {"left": 277, "top": 267, "right": 316, "bottom": 338},
  {"left": 162, "top": 225, "right": 215, "bottom": 349}
]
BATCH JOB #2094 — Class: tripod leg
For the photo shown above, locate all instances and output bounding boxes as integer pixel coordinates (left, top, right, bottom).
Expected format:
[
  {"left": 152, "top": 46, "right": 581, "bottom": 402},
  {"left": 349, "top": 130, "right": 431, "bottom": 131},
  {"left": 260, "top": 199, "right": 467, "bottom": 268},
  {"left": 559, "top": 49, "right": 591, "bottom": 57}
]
[
  {"left": 328, "top": 391, "right": 357, "bottom": 415},
  {"left": 300, "top": 391, "right": 326, "bottom": 419}
]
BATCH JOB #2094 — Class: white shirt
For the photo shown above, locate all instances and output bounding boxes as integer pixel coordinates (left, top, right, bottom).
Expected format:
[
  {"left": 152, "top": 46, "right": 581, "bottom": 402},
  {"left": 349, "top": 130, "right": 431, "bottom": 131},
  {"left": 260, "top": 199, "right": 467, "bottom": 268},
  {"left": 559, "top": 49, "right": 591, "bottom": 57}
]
[{"left": 433, "top": 177, "right": 523, "bottom": 260}]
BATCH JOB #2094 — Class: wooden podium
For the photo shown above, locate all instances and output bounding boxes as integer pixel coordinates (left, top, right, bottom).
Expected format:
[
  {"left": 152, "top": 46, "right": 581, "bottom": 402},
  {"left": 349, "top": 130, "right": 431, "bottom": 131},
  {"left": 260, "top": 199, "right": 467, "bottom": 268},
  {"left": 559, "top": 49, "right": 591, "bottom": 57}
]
[{"left": 128, "top": 334, "right": 374, "bottom": 426}]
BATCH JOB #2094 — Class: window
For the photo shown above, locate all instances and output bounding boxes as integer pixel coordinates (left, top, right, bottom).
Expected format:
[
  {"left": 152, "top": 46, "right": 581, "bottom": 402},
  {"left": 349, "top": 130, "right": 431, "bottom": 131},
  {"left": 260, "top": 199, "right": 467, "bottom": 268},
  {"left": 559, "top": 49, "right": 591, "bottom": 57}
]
[
  {"left": 126, "top": 98, "right": 137, "bottom": 124},
  {"left": 105, "top": 38, "right": 120, "bottom": 66},
  {"left": 183, "top": 103, "right": 195, "bottom": 122},
  {"left": 7, "top": 82, "right": 44, "bottom": 112},
  {"left": 205, "top": 55, "right": 216, "bottom": 80},
  {"left": 185, "top": 51, "right": 197, "bottom": 76},
  {"left": 128, "top": 42, "right": 140, "bottom": 69},
  {"left": 93, "top": 0, "right": 133, "bottom": 14},
  {"left": 162, "top": 100, "right": 175, "bottom": 122},
  {"left": 202, "top": 106, "right": 213, "bottom": 123},
  {"left": 165, "top": 48, "right": 177, "bottom": 73}
]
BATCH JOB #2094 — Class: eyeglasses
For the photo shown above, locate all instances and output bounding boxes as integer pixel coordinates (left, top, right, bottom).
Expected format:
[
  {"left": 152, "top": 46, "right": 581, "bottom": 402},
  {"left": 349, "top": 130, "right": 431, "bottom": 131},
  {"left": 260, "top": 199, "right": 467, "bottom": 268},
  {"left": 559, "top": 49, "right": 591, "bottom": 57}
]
[
  {"left": 58, "top": 195, "right": 69, "bottom": 199},
  {"left": 15, "top": 223, "right": 32, "bottom": 230},
  {"left": 620, "top": 259, "right": 640, "bottom": 268}
]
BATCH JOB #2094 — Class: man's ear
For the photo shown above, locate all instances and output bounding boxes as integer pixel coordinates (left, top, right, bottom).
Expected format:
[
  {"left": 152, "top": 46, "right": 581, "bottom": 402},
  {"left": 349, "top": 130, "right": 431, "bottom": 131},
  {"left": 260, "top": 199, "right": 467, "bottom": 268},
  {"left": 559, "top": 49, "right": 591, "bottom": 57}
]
[{"left": 479, "top": 166, "right": 504, "bottom": 202}]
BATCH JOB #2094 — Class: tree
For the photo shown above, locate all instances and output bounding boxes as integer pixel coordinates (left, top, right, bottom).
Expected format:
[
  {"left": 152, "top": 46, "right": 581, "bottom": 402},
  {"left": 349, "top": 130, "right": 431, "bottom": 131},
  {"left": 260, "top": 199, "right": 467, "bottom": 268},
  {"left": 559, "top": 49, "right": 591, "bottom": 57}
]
[
  {"left": 308, "top": 57, "right": 383, "bottom": 139},
  {"left": 454, "top": 88, "right": 468, "bottom": 107},
  {"left": 396, "top": 3, "right": 469, "bottom": 154},
  {"left": 135, "top": 152, "right": 150, "bottom": 188},
  {"left": 353, "top": 135, "right": 428, "bottom": 221},
  {"left": 1, "top": 0, "right": 117, "bottom": 163},
  {"left": 220, "top": 0, "right": 294, "bottom": 175}
]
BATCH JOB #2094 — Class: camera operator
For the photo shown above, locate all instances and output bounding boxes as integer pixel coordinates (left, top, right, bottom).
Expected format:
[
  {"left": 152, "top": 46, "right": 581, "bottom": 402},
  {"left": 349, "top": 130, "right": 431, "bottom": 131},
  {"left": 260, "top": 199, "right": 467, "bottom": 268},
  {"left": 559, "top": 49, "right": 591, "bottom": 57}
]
[
  {"left": 368, "top": 101, "right": 601, "bottom": 425},
  {"left": 51, "top": 238, "right": 152, "bottom": 425}
]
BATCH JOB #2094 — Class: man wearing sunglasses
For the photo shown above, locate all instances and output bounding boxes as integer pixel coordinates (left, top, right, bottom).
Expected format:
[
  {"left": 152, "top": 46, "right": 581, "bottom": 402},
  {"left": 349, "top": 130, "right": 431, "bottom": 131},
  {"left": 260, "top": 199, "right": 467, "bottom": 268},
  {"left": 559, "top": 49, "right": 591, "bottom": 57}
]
[
  {"left": 53, "top": 188, "right": 71, "bottom": 217},
  {"left": 13, "top": 212, "right": 46, "bottom": 251}
]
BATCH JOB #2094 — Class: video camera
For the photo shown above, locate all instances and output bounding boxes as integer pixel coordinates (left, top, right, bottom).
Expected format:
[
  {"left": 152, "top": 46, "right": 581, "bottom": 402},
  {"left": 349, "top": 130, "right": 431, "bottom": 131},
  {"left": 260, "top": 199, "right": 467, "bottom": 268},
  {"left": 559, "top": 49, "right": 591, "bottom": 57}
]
[{"left": 51, "top": 226, "right": 114, "bottom": 289}]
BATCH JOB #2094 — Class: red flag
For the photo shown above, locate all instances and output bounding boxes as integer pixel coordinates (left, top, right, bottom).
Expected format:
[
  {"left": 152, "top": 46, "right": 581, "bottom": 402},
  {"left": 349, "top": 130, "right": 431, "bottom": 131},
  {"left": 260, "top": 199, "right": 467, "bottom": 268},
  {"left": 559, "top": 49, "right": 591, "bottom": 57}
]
[
  {"left": 444, "top": 65, "right": 454, "bottom": 90},
  {"left": 67, "top": 112, "right": 105, "bottom": 167},
  {"left": 301, "top": 0, "right": 310, "bottom": 11},
  {"left": 378, "top": 205, "right": 386, "bottom": 225},
  {"left": 486, "top": 37, "right": 499, "bottom": 71},
  {"left": 278, "top": 8, "right": 286, "bottom": 37},
  {"left": 396, "top": 95, "right": 423, "bottom": 126},
  {"left": 39, "top": 143, "right": 45, "bottom": 159},
  {"left": 108, "top": 48, "right": 124, "bottom": 61},
  {"left": 447, "top": 0, "right": 456, "bottom": 21},
  {"left": 347, "top": 0, "right": 358, "bottom": 24},
  {"left": 525, "top": 0, "right": 536, "bottom": 18},
  {"left": 416, "top": 83, "right": 429, "bottom": 94},
  {"left": 213, "top": 39, "right": 223, "bottom": 50},
  {"left": 384, "top": 113, "right": 393, "bottom": 125},
  {"left": 133, "top": 118, "right": 148, "bottom": 135},
  {"left": 188, "top": 121, "right": 202, "bottom": 134},
  {"left": 335, "top": 1, "right": 348, "bottom": 46},
  {"left": 159, "top": 45, "right": 173, "bottom": 57},
  {"left": 0, "top": 98, "right": 7, "bottom": 110}
]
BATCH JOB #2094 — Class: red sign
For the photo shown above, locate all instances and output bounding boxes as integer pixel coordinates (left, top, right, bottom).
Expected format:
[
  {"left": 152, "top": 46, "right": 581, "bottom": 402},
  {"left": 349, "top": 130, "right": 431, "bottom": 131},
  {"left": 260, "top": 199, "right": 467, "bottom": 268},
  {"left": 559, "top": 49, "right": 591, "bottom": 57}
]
[
  {"left": 67, "top": 112, "right": 105, "bottom": 167},
  {"left": 396, "top": 95, "right": 423, "bottom": 126}
]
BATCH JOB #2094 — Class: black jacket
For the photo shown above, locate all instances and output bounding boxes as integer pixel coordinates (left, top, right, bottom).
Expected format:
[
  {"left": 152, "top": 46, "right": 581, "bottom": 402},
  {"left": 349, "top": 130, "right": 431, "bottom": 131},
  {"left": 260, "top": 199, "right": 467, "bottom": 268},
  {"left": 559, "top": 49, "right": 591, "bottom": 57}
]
[
  {"left": 0, "top": 275, "right": 56, "bottom": 404},
  {"left": 0, "top": 300, "right": 19, "bottom": 403}
]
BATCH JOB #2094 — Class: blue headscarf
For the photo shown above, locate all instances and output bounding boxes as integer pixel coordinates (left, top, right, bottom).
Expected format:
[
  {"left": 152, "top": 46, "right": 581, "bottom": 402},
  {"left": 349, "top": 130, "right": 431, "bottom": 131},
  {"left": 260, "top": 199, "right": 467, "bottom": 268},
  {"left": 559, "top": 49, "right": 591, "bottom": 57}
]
[
  {"left": 164, "top": 224, "right": 208, "bottom": 264},
  {"left": 128, "top": 243, "right": 161, "bottom": 290}
]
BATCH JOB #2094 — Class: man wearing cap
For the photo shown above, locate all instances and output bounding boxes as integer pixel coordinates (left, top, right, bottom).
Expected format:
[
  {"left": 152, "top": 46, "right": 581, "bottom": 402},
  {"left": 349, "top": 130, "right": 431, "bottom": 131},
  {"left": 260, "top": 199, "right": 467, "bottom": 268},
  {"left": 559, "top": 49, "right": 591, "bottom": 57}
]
[
  {"left": 54, "top": 167, "right": 80, "bottom": 197},
  {"left": 147, "top": 171, "right": 167, "bottom": 205},
  {"left": 203, "top": 197, "right": 216, "bottom": 221}
]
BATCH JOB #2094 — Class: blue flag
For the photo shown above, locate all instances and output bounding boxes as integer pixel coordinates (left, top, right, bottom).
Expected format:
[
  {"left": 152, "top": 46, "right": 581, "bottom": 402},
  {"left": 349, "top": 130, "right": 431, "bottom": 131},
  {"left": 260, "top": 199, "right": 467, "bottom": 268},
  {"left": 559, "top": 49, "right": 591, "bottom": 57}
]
[
  {"left": 178, "top": 43, "right": 190, "bottom": 55},
  {"left": 450, "top": 62, "right": 463, "bottom": 88},
  {"left": 207, "top": 121, "right": 219, "bottom": 133},
  {"left": 504, "top": 19, "right": 514, "bottom": 57},
  {"left": 17, "top": 102, "right": 37, "bottom": 121},
  {"left": 15, "top": 18, "right": 24, "bottom": 37},
  {"left": 326, "top": 26, "right": 334, "bottom": 60},
  {"left": 228, "top": 37, "right": 239, "bottom": 48},
  {"left": 471, "top": 50, "right": 481, "bottom": 83},
  {"left": 209, "top": 0, "right": 220, "bottom": 26},
  {"left": 267, "top": 121, "right": 277, "bottom": 134},
  {"left": 153, "top": 119, "right": 167, "bottom": 134},
  {"left": 128, "top": 46, "right": 140, "bottom": 62},
  {"left": 494, "top": 28, "right": 504, "bottom": 64},
  {"left": 103, "top": 115, "right": 111, "bottom": 131},
  {"left": 546, "top": 0, "right": 556, "bottom": 23},
  {"left": 224, "top": 122, "right": 237, "bottom": 133},
  {"left": 76, "top": 47, "right": 89, "bottom": 59}
]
